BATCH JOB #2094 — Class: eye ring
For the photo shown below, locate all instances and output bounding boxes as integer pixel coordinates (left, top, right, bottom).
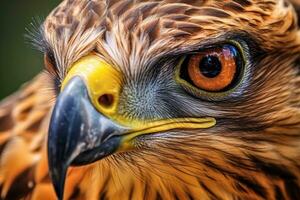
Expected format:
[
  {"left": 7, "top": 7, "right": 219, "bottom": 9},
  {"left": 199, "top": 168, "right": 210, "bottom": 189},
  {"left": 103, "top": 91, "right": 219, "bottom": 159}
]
[{"left": 175, "top": 42, "right": 247, "bottom": 100}]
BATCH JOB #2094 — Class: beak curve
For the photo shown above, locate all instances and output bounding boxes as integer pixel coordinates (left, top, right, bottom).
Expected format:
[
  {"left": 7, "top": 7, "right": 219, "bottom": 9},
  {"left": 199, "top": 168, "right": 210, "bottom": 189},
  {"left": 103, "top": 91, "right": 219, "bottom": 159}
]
[{"left": 48, "top": 77, "right": 126, "bottom": 200}]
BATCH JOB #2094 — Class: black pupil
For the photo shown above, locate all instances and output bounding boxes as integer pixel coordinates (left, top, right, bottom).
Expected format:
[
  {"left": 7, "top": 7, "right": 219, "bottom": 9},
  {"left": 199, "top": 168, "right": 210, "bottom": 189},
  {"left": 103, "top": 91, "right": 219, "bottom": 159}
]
[{"left": 199, "top": 55, "right": 222, "bottom": 78}]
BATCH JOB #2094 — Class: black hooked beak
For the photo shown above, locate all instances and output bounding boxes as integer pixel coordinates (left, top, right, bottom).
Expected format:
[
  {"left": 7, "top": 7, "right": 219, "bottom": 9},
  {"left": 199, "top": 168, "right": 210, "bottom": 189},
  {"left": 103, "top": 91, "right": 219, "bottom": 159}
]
[{"left": 48, "top": 77, "right": 127, "bottom": 200}]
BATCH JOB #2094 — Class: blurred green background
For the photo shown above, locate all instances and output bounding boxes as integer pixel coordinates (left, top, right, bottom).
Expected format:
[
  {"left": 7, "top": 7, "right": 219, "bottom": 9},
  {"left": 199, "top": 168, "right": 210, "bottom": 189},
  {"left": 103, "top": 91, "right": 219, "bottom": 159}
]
[{"left": 0, "top": 0, "right": 60, "bottom": 100}]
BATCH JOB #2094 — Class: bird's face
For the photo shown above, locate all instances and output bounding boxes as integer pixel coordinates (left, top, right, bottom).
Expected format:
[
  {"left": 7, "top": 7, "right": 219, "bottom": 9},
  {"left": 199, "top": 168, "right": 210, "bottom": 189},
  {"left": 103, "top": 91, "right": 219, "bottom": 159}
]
[{"left": 40, "top": 0, "right": 300, "bottom": 199}]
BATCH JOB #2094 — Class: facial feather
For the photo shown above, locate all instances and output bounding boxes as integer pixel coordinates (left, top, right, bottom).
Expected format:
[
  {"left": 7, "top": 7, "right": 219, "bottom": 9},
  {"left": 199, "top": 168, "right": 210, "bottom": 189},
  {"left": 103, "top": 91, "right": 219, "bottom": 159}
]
[
  {"left": 39, "top": 0, "right": 300, "bottom": 199},
  {"left": 0, "top": 0, "right": 299, "bottom": 199}
]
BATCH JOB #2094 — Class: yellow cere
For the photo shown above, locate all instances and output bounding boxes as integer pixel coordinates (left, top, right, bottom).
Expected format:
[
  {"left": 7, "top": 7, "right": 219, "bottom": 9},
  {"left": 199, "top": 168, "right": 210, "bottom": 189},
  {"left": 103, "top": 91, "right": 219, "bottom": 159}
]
[
  {"left": 62, "top": 54, "right": 216, "bottom": 151},
  {"left": 62, "top": 55, "right": 122, "bottom": 116}
]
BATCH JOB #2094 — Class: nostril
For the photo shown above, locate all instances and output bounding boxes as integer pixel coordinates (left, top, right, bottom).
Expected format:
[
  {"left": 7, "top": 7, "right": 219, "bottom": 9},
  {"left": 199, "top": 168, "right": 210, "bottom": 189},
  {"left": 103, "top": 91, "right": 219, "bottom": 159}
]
[{"left": 98, "top": 94, "right": 114, "bottom": 108}]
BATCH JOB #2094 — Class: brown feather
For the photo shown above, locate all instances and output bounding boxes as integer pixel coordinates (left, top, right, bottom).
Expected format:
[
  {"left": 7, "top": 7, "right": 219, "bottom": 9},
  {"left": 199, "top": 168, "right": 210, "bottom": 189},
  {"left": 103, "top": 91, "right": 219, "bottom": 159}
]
[{"left": 1, "top": 0, "right": 300, "bottom": 199}]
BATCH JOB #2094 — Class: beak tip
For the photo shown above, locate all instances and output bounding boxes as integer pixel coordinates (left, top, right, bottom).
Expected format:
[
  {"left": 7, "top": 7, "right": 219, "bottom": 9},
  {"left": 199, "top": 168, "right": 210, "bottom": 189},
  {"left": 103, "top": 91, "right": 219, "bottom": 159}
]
[{"left": 50, "top": 166, "right": 67, "bottom": 200}]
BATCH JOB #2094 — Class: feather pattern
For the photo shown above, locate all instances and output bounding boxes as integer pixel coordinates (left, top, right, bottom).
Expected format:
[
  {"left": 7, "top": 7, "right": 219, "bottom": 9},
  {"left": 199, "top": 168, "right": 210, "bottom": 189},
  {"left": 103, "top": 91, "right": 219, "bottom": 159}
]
[{"left": 1, "top": 0, "right": 300, "bottom": 199}]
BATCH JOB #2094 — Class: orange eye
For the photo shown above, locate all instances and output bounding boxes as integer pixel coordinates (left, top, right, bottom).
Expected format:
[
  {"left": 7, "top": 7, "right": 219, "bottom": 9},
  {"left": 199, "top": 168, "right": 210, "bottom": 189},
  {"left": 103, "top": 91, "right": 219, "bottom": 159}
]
[{"left": 183, "top": 45, "right": 241, "bottom": 92}]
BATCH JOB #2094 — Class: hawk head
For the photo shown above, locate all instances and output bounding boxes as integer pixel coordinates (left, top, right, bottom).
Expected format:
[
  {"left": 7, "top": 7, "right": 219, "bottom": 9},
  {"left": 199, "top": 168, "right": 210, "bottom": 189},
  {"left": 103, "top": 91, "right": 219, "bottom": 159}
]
[{"left": 36, "top": 0, "right": 300, "bottom": 199}]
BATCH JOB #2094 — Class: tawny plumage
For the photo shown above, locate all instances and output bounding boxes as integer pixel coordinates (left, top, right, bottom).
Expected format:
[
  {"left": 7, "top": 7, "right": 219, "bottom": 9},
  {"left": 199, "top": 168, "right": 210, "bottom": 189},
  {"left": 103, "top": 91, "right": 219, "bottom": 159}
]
[{"left": 1, "top": 0, "right": 300, "bottom": 199}]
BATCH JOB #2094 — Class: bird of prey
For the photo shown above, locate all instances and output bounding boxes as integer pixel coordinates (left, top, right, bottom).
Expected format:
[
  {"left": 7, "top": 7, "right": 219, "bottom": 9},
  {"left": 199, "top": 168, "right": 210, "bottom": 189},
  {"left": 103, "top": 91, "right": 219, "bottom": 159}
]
[{"left": 0, "top": 0, "right": 300, "bottom": 199}]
